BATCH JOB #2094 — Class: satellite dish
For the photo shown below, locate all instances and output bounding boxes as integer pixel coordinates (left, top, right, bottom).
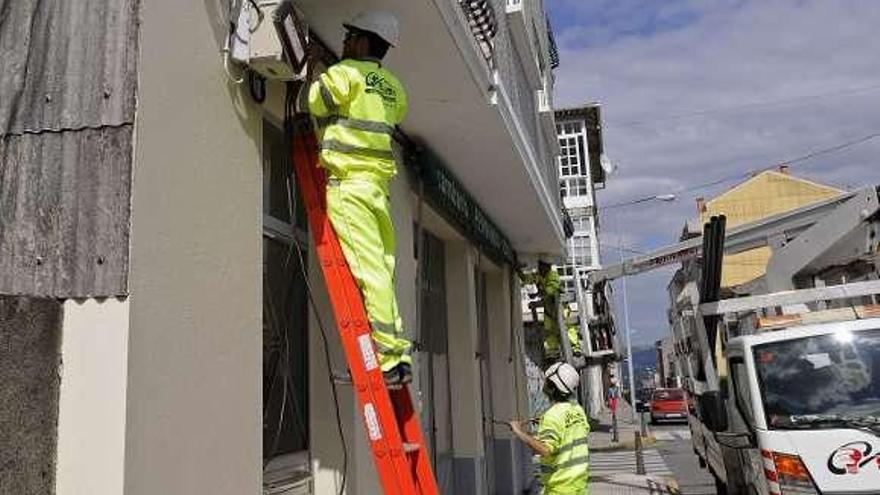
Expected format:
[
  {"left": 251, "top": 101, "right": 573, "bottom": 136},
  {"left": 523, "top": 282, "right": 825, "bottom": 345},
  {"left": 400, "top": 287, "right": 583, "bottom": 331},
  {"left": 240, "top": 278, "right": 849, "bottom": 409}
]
[{"left": 600, "top": 154, "right": 616, "bottom": 175}]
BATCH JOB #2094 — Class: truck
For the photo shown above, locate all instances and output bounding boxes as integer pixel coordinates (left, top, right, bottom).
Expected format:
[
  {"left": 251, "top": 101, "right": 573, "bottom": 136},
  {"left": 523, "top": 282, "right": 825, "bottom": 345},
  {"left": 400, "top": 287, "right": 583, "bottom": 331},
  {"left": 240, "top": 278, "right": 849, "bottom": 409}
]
[{"left": 588, "top": 185, "right": 880, "bottom": 494}]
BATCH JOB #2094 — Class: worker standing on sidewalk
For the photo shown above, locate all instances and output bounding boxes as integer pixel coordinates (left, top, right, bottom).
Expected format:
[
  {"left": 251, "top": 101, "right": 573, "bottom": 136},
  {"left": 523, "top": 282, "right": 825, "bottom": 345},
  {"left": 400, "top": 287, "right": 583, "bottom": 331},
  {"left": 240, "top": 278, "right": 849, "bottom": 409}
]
[
  {"left": 508, "top": 362, "right": 590, "bottom": 494},
  {"left": 308, "top": 11, "right": 412, "bottom": 385}
]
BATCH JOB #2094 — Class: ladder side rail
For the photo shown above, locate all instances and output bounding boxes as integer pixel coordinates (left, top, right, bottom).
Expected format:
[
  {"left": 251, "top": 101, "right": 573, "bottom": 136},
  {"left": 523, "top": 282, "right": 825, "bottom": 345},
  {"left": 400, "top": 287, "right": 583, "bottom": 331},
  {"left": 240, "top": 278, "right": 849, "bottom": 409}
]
[
  {"left": 390, "top": 388, "right": 440, "bottom": 494},
  {"left": 292, "top": 131, "right": 420, "bottom": 495}
]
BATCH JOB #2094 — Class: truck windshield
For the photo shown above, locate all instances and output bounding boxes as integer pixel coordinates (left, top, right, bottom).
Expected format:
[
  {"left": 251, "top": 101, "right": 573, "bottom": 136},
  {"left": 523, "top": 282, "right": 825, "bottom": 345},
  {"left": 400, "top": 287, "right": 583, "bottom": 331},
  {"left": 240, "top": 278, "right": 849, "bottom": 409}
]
[{"left": 754, "top": 328, "right": 880, "bottom": 428}]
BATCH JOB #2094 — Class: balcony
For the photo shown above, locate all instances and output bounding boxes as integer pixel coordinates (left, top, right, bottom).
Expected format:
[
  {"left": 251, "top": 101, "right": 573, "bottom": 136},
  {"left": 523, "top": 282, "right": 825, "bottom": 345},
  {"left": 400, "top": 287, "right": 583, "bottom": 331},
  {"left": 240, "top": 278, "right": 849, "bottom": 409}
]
[{"left": 295, "top": 0, "right": 565, "bottom": 254}]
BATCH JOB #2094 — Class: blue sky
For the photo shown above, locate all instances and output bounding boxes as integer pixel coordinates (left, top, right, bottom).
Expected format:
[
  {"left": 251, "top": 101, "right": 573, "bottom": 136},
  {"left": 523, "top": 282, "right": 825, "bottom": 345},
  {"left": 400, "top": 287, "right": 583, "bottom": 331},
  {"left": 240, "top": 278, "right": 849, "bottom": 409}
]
[{"left": 545, "top": 0, "right": 880, "bottom": 346}]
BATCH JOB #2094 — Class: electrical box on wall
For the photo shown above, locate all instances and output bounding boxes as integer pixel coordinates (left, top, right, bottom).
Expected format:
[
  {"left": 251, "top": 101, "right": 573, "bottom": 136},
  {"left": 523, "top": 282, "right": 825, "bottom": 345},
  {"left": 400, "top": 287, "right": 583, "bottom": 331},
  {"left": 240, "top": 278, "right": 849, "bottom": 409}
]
[{"left": 229, "top": 0, "right": 308, "bottom": 80}]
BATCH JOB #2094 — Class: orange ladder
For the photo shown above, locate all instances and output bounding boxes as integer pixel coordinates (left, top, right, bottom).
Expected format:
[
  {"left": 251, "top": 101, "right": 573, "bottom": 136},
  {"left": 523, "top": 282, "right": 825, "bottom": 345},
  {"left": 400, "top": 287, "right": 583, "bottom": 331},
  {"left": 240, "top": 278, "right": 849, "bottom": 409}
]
[{"left": 291, "top": 121, "right": 439, "bottom": 495}]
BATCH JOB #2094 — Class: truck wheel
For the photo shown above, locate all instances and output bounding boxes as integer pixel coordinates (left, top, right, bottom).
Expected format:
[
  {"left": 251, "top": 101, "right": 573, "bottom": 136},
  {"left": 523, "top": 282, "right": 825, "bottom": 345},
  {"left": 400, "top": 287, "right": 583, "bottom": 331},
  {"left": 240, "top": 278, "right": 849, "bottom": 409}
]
[{"left": 714, "top": 475, "right": 728, "bottom": 495}]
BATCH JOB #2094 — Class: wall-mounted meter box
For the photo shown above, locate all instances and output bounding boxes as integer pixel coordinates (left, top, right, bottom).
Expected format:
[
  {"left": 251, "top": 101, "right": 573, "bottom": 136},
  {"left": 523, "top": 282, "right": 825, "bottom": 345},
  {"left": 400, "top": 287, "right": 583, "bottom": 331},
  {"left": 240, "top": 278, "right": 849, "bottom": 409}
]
[{"left": 246, "top": 0, "right": 308, "bottom": 80}]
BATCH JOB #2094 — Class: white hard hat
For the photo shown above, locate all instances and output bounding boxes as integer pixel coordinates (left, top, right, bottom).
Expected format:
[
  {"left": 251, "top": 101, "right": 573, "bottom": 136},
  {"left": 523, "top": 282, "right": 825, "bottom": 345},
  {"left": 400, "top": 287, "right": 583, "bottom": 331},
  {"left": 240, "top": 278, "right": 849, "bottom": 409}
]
[
  {"left": 344, "top": 11, "right": 400, "bottom": 47},
  {"left": 545, "top": 362, "right": 579, "bottom": 396}
]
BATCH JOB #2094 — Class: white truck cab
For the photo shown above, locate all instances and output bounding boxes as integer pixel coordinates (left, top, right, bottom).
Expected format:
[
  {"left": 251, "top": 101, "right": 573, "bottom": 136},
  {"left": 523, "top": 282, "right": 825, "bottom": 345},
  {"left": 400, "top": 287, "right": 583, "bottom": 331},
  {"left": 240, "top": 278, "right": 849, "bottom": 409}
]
[{"left": 724, "top": 318, "right": 880, "bottom": 494}]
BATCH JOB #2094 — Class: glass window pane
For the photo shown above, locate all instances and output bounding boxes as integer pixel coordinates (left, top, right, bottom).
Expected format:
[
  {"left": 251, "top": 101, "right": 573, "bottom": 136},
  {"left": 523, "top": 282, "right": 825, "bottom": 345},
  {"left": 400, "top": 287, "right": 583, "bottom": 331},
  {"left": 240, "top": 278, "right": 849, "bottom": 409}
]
[
  {"left": 264, "top": 123, "right": 293, "bottom": 223},
  {"left": 263, "top": 237, "right": 310, "bottom": 458},
  {"left": 577, "top": 136, "right": 588, "bottom": 177}
]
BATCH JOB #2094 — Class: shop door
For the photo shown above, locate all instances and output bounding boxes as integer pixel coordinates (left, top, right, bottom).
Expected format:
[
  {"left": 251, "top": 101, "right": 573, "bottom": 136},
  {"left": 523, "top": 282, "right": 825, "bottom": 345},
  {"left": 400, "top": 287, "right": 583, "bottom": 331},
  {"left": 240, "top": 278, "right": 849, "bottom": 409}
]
[{"left": 418, "top": 231, "right": 454, "bottom": 493}]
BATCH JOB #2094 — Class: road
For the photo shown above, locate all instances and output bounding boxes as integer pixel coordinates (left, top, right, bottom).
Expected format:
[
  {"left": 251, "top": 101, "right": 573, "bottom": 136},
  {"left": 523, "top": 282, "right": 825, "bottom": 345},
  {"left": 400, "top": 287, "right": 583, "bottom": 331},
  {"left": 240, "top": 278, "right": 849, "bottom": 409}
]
[{"left": 650, "top": 422, "right": 716, "bottom": 495}]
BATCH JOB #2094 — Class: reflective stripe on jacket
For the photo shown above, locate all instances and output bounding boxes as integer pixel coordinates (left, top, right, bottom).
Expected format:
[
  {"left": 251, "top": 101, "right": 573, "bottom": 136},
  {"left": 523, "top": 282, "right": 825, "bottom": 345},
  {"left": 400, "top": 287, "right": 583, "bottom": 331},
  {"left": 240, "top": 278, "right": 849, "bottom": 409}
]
[
  {"left": 537, "top": 401, "right": 590, "bottom": 494},
  {"left": 308, "top": 58, "right": 408, "bottom": 186}
]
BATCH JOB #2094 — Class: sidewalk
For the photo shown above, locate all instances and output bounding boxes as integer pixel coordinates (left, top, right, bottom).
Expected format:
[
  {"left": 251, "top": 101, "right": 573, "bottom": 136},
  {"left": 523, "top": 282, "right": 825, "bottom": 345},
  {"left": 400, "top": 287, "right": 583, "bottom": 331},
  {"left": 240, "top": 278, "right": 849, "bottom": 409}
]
[
  {"left": 589, "top": 400, "right": 650, "bottom": 451},
  {"left": 588, "top": 401, "right": 680, "bottom": 495}
]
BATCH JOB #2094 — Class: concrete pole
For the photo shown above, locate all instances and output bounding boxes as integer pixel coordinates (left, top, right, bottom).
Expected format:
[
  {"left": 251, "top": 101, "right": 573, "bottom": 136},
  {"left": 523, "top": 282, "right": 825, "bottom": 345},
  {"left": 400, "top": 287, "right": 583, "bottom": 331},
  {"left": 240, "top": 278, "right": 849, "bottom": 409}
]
[
  {"left": 615, "top": 212, "right": 638, "bottom": 426},
  {"left": 616, "top": 212, "right": 645, "bottom": 475}
]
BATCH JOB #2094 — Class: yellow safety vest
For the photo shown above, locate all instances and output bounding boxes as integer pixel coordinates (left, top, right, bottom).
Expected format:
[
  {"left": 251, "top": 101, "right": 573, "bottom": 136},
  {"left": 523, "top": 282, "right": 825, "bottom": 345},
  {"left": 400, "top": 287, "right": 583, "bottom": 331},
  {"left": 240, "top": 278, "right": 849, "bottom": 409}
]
[
  {"left": 308, "top": 58, "right": 408, "bottom": 187},
  {"left": 563, "top": 307, "right": 582, "bottom": 354},
  {"left": 537, "top": 401, "right": 590, "bottom": 494}
]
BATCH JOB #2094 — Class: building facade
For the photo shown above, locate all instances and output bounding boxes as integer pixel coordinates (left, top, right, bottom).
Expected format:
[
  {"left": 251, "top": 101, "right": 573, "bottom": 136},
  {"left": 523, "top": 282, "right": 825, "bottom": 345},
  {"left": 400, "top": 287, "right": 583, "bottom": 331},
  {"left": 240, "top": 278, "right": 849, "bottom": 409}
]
[
  {"left": 1, "top": 1, "right": 566, "bottom": 494},
  {"left": 524, "top": 104, "right": 617, "bottom": 414}
]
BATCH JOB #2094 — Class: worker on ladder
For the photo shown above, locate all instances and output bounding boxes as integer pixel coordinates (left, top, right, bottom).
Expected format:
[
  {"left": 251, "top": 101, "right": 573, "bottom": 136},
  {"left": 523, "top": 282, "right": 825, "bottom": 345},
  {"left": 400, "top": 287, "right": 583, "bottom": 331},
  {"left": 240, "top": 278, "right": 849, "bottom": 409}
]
[
  {"left": 521, "top": 258, "right": 580, "bottom": 366},
  {"left": 307, "top": 11, "right": 412, "bottom": 385},
  {"left": 508, "top": 362, "right": 590, "bottom": 495},
  {"left": 563, "top": 303, "right": 586, "bottom": 369}
]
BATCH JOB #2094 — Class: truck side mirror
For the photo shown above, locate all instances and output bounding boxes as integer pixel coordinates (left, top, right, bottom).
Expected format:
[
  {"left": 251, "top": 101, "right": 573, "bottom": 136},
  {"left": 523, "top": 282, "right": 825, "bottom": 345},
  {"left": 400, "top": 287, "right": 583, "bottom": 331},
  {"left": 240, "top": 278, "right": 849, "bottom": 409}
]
[{"left": 698, "top": 391, "right": 728, "bottom": 432}]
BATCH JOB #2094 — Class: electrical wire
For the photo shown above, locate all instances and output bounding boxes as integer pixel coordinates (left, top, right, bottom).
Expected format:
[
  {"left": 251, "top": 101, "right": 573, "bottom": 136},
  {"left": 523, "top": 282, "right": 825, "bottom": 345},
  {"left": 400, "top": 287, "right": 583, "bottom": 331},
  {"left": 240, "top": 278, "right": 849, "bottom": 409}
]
[
  {"left": 290, "top": 235, "right": 349, "bottom": 495},
  {"left": 606, "top": 82, "right": 880, "bottom": 128},
  {"left": 604, "top": 130, "right": 880, "bottom": 209}
]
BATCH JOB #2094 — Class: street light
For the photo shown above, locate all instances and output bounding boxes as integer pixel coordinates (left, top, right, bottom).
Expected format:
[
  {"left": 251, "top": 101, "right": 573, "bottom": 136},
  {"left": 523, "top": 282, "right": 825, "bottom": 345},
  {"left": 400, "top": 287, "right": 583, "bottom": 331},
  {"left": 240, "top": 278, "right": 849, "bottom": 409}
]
[
  {"left": 612, "top": 193, "right": 676, "bottom": 474},
  {"left": 612, "top": 193, "right": 676, "bottom": 419},
  {"left": 605, "top": 193, "right": 678, "bottom": 210}
]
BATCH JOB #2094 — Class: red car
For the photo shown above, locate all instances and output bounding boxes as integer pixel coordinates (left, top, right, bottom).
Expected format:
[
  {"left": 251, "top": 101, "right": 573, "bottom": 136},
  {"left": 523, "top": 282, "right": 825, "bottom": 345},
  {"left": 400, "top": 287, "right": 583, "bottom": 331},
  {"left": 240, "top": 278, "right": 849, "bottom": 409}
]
[{"left": 649, "top": 388, "right": 688, "bottom": 423}]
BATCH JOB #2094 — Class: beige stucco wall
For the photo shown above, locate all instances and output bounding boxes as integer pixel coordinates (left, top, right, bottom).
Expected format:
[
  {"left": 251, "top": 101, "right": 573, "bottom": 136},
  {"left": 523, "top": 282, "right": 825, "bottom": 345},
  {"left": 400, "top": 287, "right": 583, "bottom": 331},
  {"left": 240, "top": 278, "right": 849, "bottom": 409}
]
[
  {"left": 56, "top": 299, "right": 130, "bottom": 495},
  {"left": 126, "top": 0, "right": 263, "bottom": 492},
  {"left": 126, "top": 5, "right": 523, "bottom": 492}
]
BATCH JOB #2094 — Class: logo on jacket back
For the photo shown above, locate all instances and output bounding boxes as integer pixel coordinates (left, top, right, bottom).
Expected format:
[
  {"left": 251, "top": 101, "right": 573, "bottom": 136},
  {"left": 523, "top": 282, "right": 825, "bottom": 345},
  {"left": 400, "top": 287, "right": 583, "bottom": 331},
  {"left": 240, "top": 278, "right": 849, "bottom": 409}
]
[{"left": 365, "top": 72, "right": 398, "bottom": 107}]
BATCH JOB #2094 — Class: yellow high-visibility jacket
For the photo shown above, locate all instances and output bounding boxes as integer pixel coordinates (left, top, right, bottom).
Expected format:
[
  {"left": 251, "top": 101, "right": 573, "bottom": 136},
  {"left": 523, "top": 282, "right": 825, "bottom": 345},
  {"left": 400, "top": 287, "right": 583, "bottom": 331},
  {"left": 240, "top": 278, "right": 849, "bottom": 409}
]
[
  {"left": 537, "top": 401, "right": 590, "bottom": 494},
  {"left": 522, "top": 269, "right": 563, "bottom": 330},
  {"left": 308, "top": 58, "right": 408, "bottom": 187}
]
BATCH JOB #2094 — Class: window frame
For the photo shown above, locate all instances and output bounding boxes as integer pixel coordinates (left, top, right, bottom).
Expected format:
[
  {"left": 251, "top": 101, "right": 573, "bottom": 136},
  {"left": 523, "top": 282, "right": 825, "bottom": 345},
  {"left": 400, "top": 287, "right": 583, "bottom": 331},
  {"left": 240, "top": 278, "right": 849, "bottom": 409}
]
[{"left": 557, "top": 120, "right": 590, "bottom": 198}]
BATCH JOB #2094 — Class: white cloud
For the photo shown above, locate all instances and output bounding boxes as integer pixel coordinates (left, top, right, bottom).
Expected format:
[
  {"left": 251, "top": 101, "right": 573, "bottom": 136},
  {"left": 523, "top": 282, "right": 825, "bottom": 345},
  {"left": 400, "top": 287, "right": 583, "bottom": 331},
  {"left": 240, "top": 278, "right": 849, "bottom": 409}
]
[{"left": 551, "top": 0, "right": 880, "bottom": 345}]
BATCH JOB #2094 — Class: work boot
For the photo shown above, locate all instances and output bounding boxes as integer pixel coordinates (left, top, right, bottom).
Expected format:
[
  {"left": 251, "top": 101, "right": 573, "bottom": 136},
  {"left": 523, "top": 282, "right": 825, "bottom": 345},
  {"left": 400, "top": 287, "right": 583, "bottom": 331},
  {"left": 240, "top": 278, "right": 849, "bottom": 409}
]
[{"left": 383, "top": 363, "right": 413, "bottom": 388}]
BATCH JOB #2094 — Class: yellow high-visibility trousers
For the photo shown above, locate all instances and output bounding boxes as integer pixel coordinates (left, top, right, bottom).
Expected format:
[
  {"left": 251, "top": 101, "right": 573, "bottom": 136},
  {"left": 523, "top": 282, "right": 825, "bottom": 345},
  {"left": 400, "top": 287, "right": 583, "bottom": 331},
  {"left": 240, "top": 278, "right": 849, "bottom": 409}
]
[
  {"left": 543, "top": 318, "right": 582, "bottom": 359},
  {"left": 326, "top": 178, "right": 411, "bottom": 372}
]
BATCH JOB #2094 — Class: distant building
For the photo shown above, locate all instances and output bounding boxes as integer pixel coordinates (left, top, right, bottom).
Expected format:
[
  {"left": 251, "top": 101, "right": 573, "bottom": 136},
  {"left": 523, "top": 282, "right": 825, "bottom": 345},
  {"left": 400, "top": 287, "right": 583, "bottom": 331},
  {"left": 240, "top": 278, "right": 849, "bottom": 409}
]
[
  {"left": 655, "top": 337, "right": 680, "bottom": 388},
  {"left": 555, "top": 104, "right": 606, "bottom": 294},
  {"left": 670, "top": 167, "right": 844, "bottom": 388},
  {"left": 692, "top": 166, "right": 842, "bottom": 288}
]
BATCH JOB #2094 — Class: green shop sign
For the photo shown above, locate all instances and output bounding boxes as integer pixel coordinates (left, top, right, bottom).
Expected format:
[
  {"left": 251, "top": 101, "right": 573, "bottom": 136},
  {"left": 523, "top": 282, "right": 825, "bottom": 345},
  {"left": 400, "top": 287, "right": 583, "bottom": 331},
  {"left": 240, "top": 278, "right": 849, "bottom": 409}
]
[{"left": 408, "top": 148, "right": 516, "bottom": 266}]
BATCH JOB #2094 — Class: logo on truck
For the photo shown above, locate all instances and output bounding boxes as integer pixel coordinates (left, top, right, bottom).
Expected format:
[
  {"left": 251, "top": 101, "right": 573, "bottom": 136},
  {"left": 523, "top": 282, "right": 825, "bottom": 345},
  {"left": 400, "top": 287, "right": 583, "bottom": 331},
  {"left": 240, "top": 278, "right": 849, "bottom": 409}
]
[{"left": 827, "top": 441, "right": 880, "bottom": 475}]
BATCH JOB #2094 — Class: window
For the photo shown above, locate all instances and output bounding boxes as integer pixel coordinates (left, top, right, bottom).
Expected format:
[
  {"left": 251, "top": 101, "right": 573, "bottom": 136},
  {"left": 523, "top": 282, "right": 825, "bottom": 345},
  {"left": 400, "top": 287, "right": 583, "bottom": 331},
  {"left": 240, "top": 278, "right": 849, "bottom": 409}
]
[
  {"left": 754, "top": 328, "right": 880, "bottom": 426},
  {"left": 557, "top": 119, "right": 591, "bottom": 197},
  {"left": 569, "top": 234, "right": 593, "bottom": 267},
  {"left": 560, "top": 177, "right": 588, "bottom": 198},
  {"left": 730, "top": 359, "right": 755, "bottom": 426},
  {"left": 262, "top": 120, "right": 311, "bottom": 486},
  {"left": 571, "top": 216, "right": 591, "bottom": 234}
]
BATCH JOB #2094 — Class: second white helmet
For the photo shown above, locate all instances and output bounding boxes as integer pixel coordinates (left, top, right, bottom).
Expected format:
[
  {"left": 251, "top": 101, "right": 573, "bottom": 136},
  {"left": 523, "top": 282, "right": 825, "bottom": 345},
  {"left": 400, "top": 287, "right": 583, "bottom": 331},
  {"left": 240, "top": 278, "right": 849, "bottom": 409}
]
[
  {"left": 344, "top": 11, "right": 400, "bottom": 47},
  {"left": 545, "top": 362, "right": 579, "bottom": 395}
]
